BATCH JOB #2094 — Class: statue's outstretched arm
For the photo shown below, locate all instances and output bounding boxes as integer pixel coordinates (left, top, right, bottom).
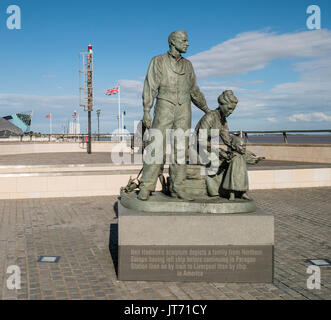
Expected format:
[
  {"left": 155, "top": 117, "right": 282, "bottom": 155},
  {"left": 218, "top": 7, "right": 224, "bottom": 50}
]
[{"left": 220, "top": 124, "right": 245, "bottom": 155}]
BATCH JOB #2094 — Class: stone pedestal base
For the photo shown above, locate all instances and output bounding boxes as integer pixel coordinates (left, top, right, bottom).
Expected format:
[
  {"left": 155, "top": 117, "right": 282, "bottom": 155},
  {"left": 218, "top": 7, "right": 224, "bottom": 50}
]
[{"left": 118, "top": 201, "right": 274, "bottom": 283}]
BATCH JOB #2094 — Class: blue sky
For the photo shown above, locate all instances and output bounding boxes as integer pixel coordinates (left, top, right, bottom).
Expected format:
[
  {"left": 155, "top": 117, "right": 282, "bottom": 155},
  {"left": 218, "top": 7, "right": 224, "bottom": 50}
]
[{"left": 0, "top": 0, "right": 331, "bottom": 133}]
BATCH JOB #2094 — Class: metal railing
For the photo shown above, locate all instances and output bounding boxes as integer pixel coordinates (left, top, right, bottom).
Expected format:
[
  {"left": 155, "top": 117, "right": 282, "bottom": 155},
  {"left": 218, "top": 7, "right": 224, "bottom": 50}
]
[
  {"left": 0, "top": 133, "right": 133, "bottom": 143},
  {"left": 231, "top": 129, "right": 331, "bottom": 144},
  {"left": 1, "top": 130, "right": 330, "bottom": 144}
]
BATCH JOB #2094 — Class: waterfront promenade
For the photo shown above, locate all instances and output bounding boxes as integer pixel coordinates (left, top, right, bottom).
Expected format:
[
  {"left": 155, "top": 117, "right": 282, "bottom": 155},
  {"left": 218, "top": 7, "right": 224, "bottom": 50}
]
[
  {"left": 0, "top": 151, "right": 330, "bottom": 300},
  {"left": 0, "top": 188, "right": 330, "bottom": 300},
  {"left": 1, "top": 151, "right": 331, "bottom": 168}
]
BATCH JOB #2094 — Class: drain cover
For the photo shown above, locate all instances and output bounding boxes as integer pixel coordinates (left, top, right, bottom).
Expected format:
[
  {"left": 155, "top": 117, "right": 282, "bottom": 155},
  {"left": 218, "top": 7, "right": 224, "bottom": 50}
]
[
  {"left": 306, "top": 259, "right": 331, "bottom": 266},
  {"left": 38, "top": 256, "right": 61, "bottom": 263}
]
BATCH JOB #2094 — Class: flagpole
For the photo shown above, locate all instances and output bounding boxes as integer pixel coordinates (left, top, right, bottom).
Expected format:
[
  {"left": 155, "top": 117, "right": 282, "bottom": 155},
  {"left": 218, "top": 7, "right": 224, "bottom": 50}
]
[
  {"left": 121, "top": 112, "right": 124, "bottom": 136},
  {"left": 118, "top": 85, "right": 121, "bottom": 140},
  {"left": 50, "top": 113, "right": 52, "bottom": 136}
]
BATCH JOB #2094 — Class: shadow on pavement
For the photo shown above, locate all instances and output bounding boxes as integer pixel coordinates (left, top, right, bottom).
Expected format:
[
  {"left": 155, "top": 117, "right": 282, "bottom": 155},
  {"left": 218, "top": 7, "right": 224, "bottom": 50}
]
[
  {"left": 109, "top": 224, "right": 118, "bottom": 277},
  {"left": 113, "top": 200, "right": 119, "bottom": 219}
]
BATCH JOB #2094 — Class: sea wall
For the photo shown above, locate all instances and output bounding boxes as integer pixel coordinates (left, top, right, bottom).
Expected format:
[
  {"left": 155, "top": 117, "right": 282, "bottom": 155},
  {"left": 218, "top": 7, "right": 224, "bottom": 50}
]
[
  {"left": 246, "top": 144, "right": 331, "bottom": 164},
  {"left": 0, "top": 142, "right": 330, "bottom": 164},
  {"left": 0, "top": 141, "right": 132, "bottom": 154}
]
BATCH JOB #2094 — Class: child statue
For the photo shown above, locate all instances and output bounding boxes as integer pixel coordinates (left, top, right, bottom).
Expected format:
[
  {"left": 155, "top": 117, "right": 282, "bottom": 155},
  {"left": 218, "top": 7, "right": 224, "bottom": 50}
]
[
  {"left": 222, "top": 136, "right": 263, "bottom": 200},
  {"left": 194, "top": 90, "right": 264, "bottom": 200}
]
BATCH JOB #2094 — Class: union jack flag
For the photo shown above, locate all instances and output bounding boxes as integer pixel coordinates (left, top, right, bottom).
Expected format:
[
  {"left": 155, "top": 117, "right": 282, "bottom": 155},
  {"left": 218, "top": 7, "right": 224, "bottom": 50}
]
[{"left": 106, "top": 86, "right": 120, "bottom": 96}]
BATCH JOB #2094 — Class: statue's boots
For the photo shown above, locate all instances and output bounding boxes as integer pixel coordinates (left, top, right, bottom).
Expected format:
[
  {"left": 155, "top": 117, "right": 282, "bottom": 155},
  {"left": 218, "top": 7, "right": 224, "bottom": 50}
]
[
  {"left": 138, "top": 188, "right": 150, "bottom": 201},
  {"left": 229, "top": 192, "right": 235, "bottom": 201},
  {"left": 171, "top": 189, "right": 194, "bottom": 201},
  {"left": 242, "top": 193, "right": 251, "bottom": 200}
]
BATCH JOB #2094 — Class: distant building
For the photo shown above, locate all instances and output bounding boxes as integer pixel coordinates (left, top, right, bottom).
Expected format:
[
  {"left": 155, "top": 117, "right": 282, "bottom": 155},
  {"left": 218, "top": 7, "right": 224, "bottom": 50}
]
[
  {"left": 68, "top": 121, "right": 81, "bottom": 135},
  {"left": 0, "top": 117, "right": 23, "bottom": 137},
  {"left": 3, "top": 111, "right": 33, "bottom": 133},
  {"left": 68, "top": 111, "right": 80, "bottom": 134}
]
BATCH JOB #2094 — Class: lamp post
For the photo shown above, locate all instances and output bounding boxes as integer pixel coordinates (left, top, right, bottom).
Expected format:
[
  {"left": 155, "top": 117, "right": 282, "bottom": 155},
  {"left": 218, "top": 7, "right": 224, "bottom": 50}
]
[
  {"left": 121, "top": 110, "right": 126, "bottom": 141},
  {"left": 79, "top": 44, "right": 94, "bottom": 153},
  {"left": 87, "top": 45, "right": 93, "bottom": 153},
  {"left": 96, "top": 109, "right": 101, "bottom": 141}
]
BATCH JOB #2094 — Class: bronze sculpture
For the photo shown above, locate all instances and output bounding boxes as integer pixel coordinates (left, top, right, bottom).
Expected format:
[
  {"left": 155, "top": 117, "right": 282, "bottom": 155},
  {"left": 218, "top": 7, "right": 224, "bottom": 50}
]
[
  {"left": 222, "top": 136, "right": 262, "bottom": 200},
  {"left": 194, "top": 90, "right": 263, "bottom": 199},
  {"left": 138, "top": 30, "right": 210, "bottom": 201},
  {"left": 120, "top": 32, "right": 264, "bottom": 208}
]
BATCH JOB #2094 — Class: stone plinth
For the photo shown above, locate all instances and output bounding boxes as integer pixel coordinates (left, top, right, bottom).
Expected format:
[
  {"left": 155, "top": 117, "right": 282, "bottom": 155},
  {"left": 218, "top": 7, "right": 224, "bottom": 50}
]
[
  {"left": 118, "top": 196, "right": 274, "bottom": 283},
  {"left": 120, "top": 191, "right": 257, "bottom": 214}
]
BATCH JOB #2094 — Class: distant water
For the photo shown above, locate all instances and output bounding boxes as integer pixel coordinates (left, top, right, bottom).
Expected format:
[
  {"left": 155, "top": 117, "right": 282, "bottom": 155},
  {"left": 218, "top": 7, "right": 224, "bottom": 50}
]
[
  {"left": 98, "top": 134, "right": 331, "bottom": 144},
  {"left": 246, "top": 134, "right": 331, "bottom": 144},
  {"left": 1, "top": 134, "right": 330, "bottom": 144}
]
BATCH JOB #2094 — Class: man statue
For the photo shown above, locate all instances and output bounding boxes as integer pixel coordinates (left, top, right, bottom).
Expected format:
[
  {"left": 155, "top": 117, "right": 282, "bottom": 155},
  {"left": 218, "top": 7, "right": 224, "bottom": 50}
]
[{"left": 138, "top": 30, "right": 210, "bottom": 201}]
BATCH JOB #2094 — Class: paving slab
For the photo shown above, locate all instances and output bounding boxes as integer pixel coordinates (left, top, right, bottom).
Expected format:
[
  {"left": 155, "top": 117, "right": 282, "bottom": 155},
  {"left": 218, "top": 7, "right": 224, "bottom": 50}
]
[
  {"left": 0, "top": 187, "right": 330, "bottom": 300},
  {"left": 0, "top": 152, "right": 331, "bottom": 170}
]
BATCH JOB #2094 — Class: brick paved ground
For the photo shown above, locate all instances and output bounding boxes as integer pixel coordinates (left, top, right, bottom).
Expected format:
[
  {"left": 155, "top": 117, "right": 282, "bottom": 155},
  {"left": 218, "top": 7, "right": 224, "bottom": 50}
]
[
  {"left": 0, "top": 187, "right": 330, "bottom": 300},
  {"left": 0, "top": 152, "right": 331, "bottom": 169}
]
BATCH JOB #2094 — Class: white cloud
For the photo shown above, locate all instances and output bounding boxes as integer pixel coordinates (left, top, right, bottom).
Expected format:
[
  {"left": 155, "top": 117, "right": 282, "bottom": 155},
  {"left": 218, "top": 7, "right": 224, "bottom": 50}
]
[
  {"left": 189, "top": 29, "right": 331, "bottom": 78},
  {"left": 186, "top": 29, "right": 331, "bottom": 126},
  {"left": 289, "top": 112, "right": 331, "bottom": 122},
  {"left": 247, "top": 80, "right": 264, "bottom": 85},
  {"left": 119, "top": 79, "right": 143, "bottom": 91},
  {"left": 0, "top": 93, "right": 78, "bottom": 111},
  {"left": 3, "top": 29, "right": 331, "bottom": 132},
  {"left": 100, "top": 79, "right": 144, "bottom": 108},
  {"left": 0, "top": 79, "right": 145, "bottom": 116},
  {"left": 0, "top": 83, "right": 145, "bottom": 133}
]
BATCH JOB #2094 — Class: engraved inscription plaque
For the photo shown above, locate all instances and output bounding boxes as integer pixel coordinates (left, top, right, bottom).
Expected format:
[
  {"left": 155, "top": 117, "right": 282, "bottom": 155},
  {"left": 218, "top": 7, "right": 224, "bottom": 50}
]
[{"left": 119, "top": 245, "right": 273, "bottom": 282}]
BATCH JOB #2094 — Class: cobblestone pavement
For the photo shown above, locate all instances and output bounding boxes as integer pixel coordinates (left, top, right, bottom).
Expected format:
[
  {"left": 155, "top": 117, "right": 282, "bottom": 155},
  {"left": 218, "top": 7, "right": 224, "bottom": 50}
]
[{"left": 0, "top": 187, "right": 330, "bottom": 300}]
